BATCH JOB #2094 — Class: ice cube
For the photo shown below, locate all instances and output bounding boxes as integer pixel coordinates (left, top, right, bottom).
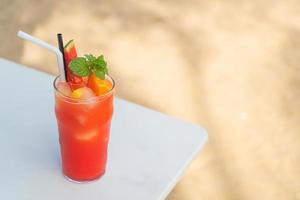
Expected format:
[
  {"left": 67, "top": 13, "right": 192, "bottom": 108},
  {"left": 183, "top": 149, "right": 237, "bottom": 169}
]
[
  {"left": 75, "top": 129, "right": 98, "bottom": 141},
  {"left": 57, "top": 82, "right": 72, "bottom": 96},
  {"left": 75, "top": 114, "right": 88, "bottom": 126},
  {"left": 71, "top": 87, "right": 96, "bottom": 99}
]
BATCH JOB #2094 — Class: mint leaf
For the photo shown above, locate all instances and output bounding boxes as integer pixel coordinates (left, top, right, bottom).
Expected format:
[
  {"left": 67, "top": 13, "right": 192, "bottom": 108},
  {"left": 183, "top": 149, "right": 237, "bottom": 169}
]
[
  {"left": 69, "top": 57, "right": 91, "bottom": 77},
  {"left": 94, "top": 56, "right": 106, "bottom": 68},
  {"left": 95, "top": 69, "right": 105, "bottom": 79},
  {"left": 104, "top": 66, "right": 108, "bottom": 74},
  {"left": 84, "top": 54, "right": 96, "bottom": 64},
  {"left": 69, "top": 54, "right": 109, "bottom": 79}
]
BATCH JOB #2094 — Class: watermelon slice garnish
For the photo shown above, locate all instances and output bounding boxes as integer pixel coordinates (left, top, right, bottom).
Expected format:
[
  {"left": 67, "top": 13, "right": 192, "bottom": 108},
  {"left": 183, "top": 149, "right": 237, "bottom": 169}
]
[{"left": 64, "top": 40, "right": 87, "bottom": 90}]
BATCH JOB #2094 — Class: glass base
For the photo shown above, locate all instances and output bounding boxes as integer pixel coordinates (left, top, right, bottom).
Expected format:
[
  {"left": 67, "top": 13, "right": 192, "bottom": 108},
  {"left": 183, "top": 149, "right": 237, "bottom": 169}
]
[{"left": 63, "top": 171, "right": 105, "bottom": 184}]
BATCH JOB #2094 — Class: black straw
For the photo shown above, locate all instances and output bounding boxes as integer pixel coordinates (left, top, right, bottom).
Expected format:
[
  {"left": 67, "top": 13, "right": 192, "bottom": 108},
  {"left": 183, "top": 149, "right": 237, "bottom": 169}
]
[{"left": 57, "top": 33, "right": 68, "bottom": 81}]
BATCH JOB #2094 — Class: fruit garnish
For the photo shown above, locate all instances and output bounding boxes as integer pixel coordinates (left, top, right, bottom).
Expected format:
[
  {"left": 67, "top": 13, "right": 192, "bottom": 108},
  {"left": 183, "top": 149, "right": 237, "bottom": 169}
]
[
  {"left": 71, "top": 87, "right": 96, "bottom": 99},
  {"left": 64, "top": 40, "right": 87, "bottom": 90},
  {"left": 69, "top": 54, "right": 108, "bottom": 80},
  {"left": 87, "top": 74, "right": 112, "bottom": 95}
]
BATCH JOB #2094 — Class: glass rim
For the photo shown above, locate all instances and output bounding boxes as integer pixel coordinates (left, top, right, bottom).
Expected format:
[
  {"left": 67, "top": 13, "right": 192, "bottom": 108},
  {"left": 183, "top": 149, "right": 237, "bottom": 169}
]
[{"left": 53, "top": 74, "right": 115, "bottom": 103}]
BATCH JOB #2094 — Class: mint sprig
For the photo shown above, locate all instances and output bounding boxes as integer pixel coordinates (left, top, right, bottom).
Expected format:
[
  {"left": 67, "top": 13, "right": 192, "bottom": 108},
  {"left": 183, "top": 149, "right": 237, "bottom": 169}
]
[{"left": 69, "top": 54, "right": 108, "bottom": 79}]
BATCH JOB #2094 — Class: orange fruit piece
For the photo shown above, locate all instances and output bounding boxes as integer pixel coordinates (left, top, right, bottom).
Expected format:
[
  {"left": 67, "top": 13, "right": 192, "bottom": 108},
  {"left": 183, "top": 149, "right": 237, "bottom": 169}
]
[{"left": 87, "top": 74, "right": 112, "bottom": 96}]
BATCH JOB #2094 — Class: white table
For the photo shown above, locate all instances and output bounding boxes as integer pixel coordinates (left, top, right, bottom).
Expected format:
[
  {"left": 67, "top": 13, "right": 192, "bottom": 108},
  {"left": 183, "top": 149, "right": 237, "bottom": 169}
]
[{"left": 0, "top": 58, "right": 207, "bottom": 200}]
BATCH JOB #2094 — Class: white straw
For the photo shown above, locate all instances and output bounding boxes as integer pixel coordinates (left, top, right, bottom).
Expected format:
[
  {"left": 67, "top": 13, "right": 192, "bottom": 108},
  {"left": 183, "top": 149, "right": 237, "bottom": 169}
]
[{"left": 17, "top": 31, "right": 66, "bottom": 82}]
